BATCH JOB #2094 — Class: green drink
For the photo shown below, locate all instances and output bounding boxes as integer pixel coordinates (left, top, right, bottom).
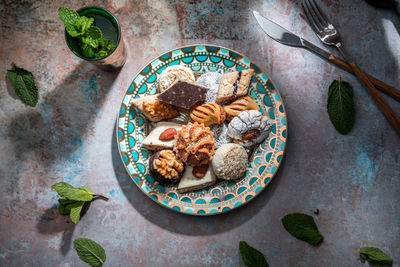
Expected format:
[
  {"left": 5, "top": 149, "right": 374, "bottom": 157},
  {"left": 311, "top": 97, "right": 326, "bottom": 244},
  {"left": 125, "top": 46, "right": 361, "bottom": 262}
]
[{"left": 64, "top": 6, "right": 126, "bottom": 70}]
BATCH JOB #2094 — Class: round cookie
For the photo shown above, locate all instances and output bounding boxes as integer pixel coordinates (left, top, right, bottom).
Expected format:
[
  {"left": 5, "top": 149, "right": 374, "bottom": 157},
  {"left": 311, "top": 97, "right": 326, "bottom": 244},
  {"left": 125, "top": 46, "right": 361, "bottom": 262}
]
[
  {"left": 159, "top": 65, "right": 195, "bottom": 92},
  {"left": 149, "top": 150, "right": 185, "bottom": 184},
  {"left": 227, "top": 110, "right": 271, "bottom": 147},
  {"left": 212, "top": 143, "right": 248, "bottom": 180}
]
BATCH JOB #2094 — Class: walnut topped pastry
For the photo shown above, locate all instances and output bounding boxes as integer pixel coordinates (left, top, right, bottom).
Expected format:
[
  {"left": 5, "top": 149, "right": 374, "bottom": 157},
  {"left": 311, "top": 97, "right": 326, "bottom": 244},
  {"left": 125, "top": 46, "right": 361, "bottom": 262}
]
[
  {"left": 217, "top": 69, "right": 254, "bottom": 102},
  {"left": 173, "top": 122, "right": 216, "bottom": 167},
  {"left": 227, "top": 110, "right": 271, "bottom": 146},
  {"left": 190, "top": 102, "right": 226, "bottom": 126},
  {"left": 131, "top": 94, "right": 180, "bottom": 122},
  {"left": 149, "top": 150, "right": 185, "bottom": 184}
]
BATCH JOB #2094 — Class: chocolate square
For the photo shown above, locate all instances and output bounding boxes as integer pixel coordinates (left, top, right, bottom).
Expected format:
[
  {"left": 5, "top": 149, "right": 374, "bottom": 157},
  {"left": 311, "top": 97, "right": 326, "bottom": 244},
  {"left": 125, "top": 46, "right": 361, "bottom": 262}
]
[{"left": 157, "top": 80, "right": 209, "bottom": 110}]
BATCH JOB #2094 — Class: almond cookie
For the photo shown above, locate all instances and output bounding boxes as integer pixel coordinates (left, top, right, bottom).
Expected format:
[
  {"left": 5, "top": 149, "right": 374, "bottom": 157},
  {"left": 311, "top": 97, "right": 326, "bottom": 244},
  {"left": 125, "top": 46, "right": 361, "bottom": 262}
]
[
  {"left": 216, "top": 69, "right": 254, "bottom": 102},
  {"left": 149, "top": 150, "right": 185, "bottom": 184},
  {"left": 227, "top": 110, "right": 271, "bottom": 147},
  {"left": 224, "top": 96, "right": 259, "bottom": 121},
  {"left": 173, "top": 122, "right": 216, "bottom": 167},
  {"left": 142, "top": 122, "right": 182, "bottom": 150},
  {"left": 159, "top": 65, "right": 195, "bottom": 92},
  {"left": 212, "top": 143, "right": 248, "bottom": 180},
  {"left": 131, "top": 94, "right": 180, "bottom": 122},
  {"left": 190, "top": 103, "right": 226, "bottom": 126}
]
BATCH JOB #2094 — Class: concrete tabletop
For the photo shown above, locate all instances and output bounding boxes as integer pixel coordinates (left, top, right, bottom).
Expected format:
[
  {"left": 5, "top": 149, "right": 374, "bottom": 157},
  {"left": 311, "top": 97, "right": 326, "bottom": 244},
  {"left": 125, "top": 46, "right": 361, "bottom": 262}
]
[{"left": 1, "top": 0, "right": 399, "bottom": 266}]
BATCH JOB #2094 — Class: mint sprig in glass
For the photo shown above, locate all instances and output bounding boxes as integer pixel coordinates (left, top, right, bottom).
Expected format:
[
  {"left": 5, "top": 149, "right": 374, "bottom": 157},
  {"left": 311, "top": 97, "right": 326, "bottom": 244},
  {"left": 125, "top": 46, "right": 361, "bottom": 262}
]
[{"left": 59, "top": 6, "right": 126, "bottom": 70}]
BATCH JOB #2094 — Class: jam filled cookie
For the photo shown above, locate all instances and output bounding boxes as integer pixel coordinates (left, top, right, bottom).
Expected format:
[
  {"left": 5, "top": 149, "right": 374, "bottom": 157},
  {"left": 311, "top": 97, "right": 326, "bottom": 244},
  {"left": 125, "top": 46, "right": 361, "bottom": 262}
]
[
  {"left": 149, "top": 150, "right": 185, "bottom": 184},
  {"left": 216, "top": 69, "right": 254, "bottom": 102},
  {"left": 227, "top": 110, "right": 271, "bottom": 146},
  {"left": 159, "top": 65, "right": 195, "bottom": 92}
]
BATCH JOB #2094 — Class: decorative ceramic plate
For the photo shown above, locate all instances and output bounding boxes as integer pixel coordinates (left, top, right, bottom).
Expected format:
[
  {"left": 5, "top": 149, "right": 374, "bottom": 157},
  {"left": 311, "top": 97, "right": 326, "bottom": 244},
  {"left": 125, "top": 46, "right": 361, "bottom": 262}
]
[{"left": 116, "top": 45, "right": 287, "bottom": 215}]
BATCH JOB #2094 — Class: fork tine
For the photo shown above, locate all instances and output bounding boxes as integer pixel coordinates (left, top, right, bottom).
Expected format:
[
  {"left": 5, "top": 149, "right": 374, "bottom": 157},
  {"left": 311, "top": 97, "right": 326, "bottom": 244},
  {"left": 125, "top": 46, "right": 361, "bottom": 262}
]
[
  {"left": 310, "top": 0, "right": 331, "bottom": 27},
  {"left": 303, "top": 0, "right": 326, "bottom": 29},
  {"left": 301, "top": 0, "right": 323, "bottom": 33}
]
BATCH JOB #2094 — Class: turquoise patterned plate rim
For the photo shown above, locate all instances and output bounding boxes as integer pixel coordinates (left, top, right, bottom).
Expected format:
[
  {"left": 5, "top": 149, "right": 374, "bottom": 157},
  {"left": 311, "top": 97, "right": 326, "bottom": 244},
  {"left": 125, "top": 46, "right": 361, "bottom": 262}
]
[{"left": 116, "top": 44, "right": 287, "bottom": 216}]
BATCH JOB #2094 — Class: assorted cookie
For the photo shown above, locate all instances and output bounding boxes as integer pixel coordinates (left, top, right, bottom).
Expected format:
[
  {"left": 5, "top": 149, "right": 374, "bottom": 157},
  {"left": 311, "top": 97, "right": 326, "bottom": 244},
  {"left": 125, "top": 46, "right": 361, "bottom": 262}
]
[
  {"left": 158, "top": 65, "right": 195, "bottom": 92},
  {"left": 149, "top": 150, "right": 185, "bottom": 184},
  {"left": 131, "top": 94, "right": 179, "bottom": 122},
  {"left": 142, "top": 121, "right": 182, "bottom": 150},
  {"left": 190, "top": 103, "right": 226, "bottom": 126},
  {"left": 131, "top": 65, "right": 272, "bottom": 192},
  {"left": 173, "top": 122, "right": 216, "bottom": 167},
  {"left": 227, "top": 110, "right": 271, "bottom": 147},
  {"left": 212, "top": 143, "right": 248, "bottom": 180},
  {"left": 217, "top": 69, "right": 254, "bottom": 102},
  {"left": 178, "top": 165, "right": 216, "bottom": 193},
  {"left": 157, "top": 80, "right": 208, "bottom": 110},
  {"left": 224, "top": 96, "right": 259, "bottom": 121}
]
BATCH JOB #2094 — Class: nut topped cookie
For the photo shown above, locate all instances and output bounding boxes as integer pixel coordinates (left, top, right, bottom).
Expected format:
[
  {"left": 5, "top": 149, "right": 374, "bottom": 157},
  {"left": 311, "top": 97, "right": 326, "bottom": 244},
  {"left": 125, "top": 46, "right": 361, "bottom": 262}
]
[
  {"left": 149, "top": 149, "right": 185, "bottom": 184},
  {"left": 227, "top": 110, "right": 271, "bottom": 146}
]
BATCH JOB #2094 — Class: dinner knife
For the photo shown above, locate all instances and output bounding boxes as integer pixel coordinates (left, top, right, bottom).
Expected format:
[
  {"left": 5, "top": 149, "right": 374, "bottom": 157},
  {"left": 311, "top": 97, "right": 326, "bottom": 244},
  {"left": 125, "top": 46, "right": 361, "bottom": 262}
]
[{"left": 253, "top": 11, "right": 400, "bottom": 101}]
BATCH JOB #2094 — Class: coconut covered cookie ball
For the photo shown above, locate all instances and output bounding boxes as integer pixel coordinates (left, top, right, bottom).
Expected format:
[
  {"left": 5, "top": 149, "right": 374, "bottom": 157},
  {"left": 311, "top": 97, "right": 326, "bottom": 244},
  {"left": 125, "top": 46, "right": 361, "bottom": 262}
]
[{"left": 212, "top": 143, "right": 248, "bottom": 180}]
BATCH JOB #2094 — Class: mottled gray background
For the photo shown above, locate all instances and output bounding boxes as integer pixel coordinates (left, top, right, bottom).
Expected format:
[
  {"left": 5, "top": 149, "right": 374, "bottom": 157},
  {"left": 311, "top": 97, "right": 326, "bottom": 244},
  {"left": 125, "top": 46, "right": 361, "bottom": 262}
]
[{"left": 0, "top": 0, "right": 399, "bottom": 266}]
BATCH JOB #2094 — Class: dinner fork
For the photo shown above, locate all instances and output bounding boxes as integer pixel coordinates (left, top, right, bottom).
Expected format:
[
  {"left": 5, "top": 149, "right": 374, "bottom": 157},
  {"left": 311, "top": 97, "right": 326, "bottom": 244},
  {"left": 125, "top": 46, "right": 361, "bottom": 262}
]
[{"left": 301, "top": 0, "right": 400, "bottom": 135}]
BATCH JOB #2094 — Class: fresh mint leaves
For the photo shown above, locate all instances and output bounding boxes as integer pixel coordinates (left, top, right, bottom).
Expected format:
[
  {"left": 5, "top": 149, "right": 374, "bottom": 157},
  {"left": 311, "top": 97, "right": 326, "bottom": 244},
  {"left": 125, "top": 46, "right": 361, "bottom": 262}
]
[
  {"left": 58, "top": 7, "right": 115, "bottom": 59},
  {"left": 52, "top": 182, "right": 107, "bottom": 224},
  {"left": 74, "top": 238, "right": 106, "bottom": 267},
  {"left": 239, "top": 241, "right": 269, "bottom": 267},
  {"left": 327, "top": 78, "right": 355, "bottom": 134},
  {"left": 7, "top": 64, "right": 38, "bottom": 107},
  {"left": 282, "top": 213, "right": 323, "bottom": 246},
  {"left": 360, "top": 247, "right": 393, "bottom": 266}
]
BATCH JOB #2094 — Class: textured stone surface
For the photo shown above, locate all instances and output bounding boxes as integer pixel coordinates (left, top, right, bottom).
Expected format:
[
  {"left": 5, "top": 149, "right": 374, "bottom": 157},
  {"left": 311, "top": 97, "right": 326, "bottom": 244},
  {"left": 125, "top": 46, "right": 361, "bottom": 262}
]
[{"left": 1, "top": 0, "right": 399, "bottom": 266}]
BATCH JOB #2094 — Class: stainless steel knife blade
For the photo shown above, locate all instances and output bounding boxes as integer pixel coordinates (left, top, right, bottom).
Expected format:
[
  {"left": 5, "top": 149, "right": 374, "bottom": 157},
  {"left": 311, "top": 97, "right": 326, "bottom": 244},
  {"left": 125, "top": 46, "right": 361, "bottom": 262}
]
[{"left": 253, "top": 11, "right": 331, "bottom": 60}]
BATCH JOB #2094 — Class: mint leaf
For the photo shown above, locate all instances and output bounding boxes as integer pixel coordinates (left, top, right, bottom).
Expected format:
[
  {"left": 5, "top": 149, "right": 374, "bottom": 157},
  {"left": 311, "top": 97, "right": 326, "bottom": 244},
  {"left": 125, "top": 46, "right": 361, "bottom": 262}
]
[
  {"left": 83, "top": 45, "right": 95, "bottom": 58},
  {"left": 7, "top": 64, "right": 38, "bottom": 107},
  {"left": 78, "top": 187, "right": 94, "bottom": 194},
  {"left": 82, "top": 37, "right": 99, "bottom": 49},
  {"left": 327, "top": 78, "right": 355, "bottom": 134},
  {"left": 282, "top": 213, "right": 323, "bottom": 246},
  {"left": 58, "top": 7, "right": 80, "bottom": 26},
  {"left": 65, "top": 24, "right": 81, "bottom": 37},
  {"left": 74, "top": 238, "right": 106, "bottom": 267},
  {"left": 86, "top": 26, "right": 102, "bottom": 40},
  {"left": 58, "top": 199, "right": 76, "bottom": 215},
  {"left": 360, "top": 247, "right": 393, "bottom": 266},
  {"left": 69, "top": 201, "right": 85, "bottom": 224},
  {"left": 239, "top": 241, "right": 269, "bottom": 267},
  {"left": 52, "top": 182, "right": 94, "bottom": 201},
  {"left": 76, "top": 16, "right": 94, "bottom": 34}
]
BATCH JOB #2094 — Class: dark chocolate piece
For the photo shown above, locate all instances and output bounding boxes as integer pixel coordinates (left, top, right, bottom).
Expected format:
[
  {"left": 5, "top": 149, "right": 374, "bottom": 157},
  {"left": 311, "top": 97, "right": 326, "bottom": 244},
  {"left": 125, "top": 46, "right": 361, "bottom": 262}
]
[{"left": 157, "top": 80, "right": 208, "bottom": 110}]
